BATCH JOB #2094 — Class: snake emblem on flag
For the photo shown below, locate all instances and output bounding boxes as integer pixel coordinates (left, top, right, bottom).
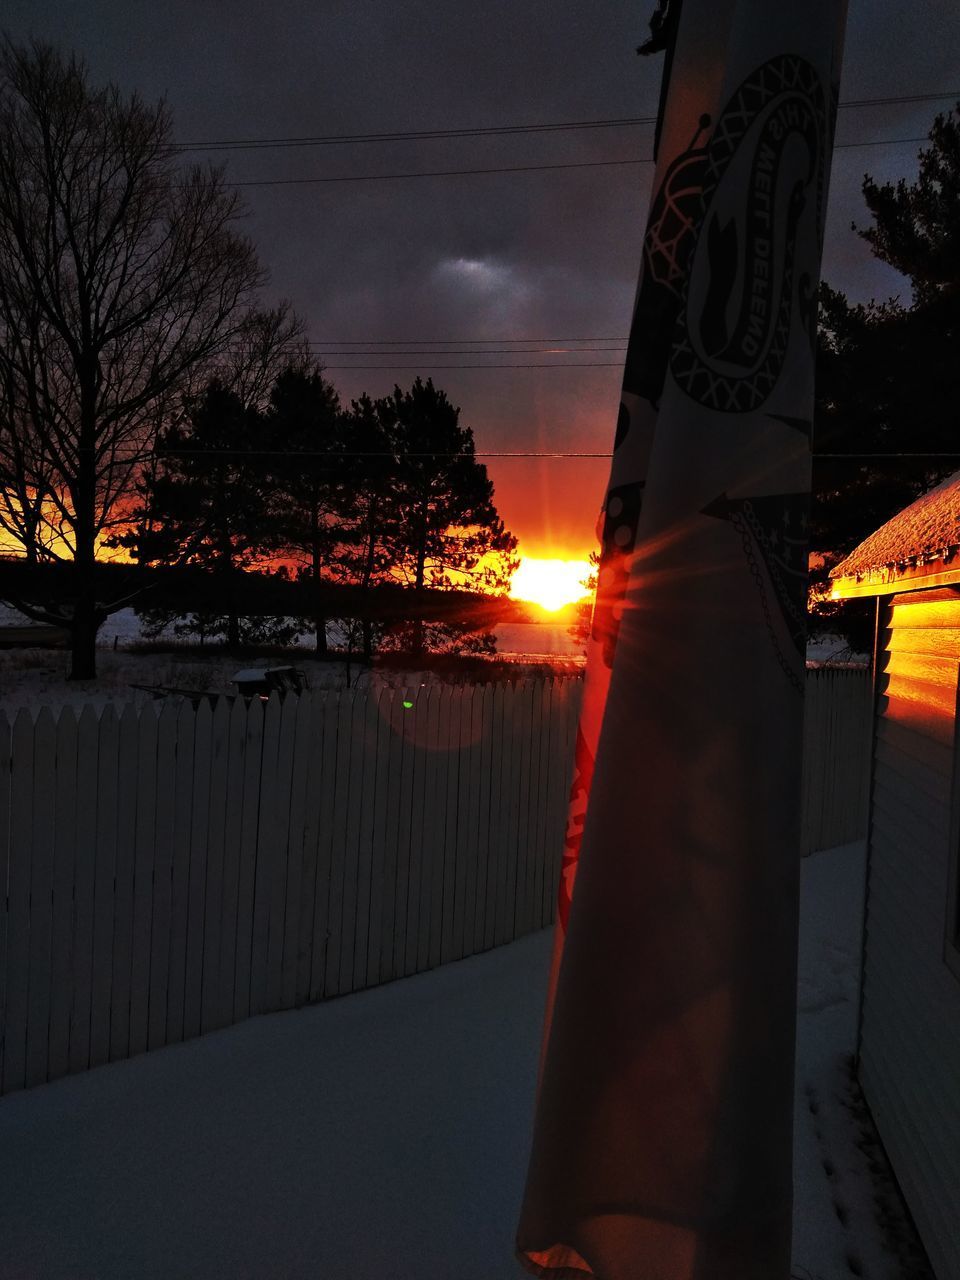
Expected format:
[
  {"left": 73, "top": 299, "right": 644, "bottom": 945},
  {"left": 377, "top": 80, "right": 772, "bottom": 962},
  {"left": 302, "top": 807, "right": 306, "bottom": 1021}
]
[{"left": 673, "top": 55, "right": 828, "bottom": 413}]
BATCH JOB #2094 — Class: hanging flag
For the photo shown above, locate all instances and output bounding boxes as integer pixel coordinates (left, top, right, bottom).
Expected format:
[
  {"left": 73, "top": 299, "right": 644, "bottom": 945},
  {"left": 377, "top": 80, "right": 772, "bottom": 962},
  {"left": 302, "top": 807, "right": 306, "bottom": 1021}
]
[
  {"left": 546, "top": 0, "right": 741, "bottom": 1052},
  {"left": 518, "top": 1, "right": 847, "bottom": 1276}
]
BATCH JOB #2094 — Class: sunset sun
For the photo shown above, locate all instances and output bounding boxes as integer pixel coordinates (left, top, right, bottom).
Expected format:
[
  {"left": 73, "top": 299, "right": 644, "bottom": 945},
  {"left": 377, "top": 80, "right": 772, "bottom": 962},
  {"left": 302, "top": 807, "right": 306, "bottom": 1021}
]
[{"left": 510, "top": 557, "right": 594, "bottom": 613}]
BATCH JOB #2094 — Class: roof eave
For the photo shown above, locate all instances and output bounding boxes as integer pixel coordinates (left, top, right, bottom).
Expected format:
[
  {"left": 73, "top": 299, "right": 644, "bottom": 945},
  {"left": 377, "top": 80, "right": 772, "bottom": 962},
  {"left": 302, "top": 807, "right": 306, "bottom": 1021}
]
[{"left": 831, "top": 560, "right": 960, "bottom": 599}]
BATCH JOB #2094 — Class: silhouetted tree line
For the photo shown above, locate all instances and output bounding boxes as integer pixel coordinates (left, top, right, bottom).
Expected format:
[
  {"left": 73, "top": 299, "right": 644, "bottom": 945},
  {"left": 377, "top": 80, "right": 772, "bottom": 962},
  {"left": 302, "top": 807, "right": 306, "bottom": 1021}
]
[
  {"left": 0, "top": 39, "right": 516, "bottom": 677},
  {"left": 121, "top": 370, "right": 517, "bottom": 660}
]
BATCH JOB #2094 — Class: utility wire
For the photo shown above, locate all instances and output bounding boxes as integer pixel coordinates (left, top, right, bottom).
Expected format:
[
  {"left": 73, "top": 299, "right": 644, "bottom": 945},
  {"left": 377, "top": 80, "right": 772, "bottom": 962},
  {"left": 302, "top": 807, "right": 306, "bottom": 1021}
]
[
  {"left": 226, "top": 136, "right": 932, "bottom": 188},
  {"left": 156, "top": 449, "right": 960, "bottom": 460},
  {"left": 277, "top": 362, "right": 626, "bottom": 369},
  {"left": 227, "top": 336, "right": 630, "bottom": 345},
  {"left": 173, "top": 90, "right": 960, "bottom": 152},
  {"left": 162, "top": 449, "right": 614, "bottom": 457},
  {"left": 260, "top": 346, "right": 629, "bottom": 356}
]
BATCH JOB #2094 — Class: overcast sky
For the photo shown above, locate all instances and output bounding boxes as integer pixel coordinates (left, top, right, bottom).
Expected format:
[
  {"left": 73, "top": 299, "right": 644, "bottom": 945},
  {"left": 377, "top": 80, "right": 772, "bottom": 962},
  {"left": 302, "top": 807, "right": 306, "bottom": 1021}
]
[{"left": 5, "top": 1, "right": 960, "bottom": 558}]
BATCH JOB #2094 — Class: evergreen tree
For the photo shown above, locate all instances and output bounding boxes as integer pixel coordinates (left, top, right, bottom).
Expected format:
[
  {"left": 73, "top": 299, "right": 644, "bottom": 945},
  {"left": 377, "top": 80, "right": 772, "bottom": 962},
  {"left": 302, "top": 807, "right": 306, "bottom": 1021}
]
[
  {"left": 132, "top": 379, "right": 284, "bottom": 648},
  {"left": 335, "top": 392, "right": 399, "bottom": 661},
  {"left": 264, "top": 366, "right": 345, "bottom": 653},
  {"left": 373, "top": 378, "right": 518, "bottom": 657},
  {"left": 812, "top": 104, "right": 960, "bottom": 642}
]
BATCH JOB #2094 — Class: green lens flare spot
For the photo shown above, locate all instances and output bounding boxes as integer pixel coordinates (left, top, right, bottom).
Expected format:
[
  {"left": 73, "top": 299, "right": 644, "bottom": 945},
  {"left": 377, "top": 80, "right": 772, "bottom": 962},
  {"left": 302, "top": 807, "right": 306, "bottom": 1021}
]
[{"left": 402, "top": 699, "right": 414, "bottom": 709}]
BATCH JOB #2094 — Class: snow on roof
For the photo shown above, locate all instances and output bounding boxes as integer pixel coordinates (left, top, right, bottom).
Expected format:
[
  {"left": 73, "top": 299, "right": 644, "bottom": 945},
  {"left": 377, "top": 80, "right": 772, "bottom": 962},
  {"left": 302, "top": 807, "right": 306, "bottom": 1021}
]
[{"left": 831, "top": 469, "right": 960, "bottom": 581}]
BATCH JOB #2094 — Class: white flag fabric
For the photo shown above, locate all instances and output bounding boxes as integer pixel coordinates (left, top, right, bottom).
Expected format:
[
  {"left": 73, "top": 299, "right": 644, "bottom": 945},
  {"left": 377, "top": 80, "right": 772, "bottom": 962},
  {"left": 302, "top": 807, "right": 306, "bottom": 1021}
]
[{"left": 518, "top": 3, "right": 847, "bottom": 1277}]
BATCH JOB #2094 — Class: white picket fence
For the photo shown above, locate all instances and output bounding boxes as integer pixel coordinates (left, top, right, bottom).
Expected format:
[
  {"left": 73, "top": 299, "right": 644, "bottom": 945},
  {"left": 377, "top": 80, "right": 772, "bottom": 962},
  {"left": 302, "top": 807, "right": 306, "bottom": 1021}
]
[
  {"left": 0, "top": 667, "right": 871, "bottom": 1096},
  {"left": 0, "top": 680, "right": 580, "bottom": 1096}
]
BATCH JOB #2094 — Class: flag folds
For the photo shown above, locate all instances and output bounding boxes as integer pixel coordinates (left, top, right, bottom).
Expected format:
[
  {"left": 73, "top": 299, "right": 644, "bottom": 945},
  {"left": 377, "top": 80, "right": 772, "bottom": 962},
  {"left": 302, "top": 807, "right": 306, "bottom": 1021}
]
[{"left": 517, "top": 3, "right": 847, "bottom": 1277}]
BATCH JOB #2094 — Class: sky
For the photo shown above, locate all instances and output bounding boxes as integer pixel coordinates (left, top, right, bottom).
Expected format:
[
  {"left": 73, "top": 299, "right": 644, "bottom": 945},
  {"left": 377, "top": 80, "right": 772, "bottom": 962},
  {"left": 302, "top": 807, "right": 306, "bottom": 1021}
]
[{"left": 4, "top": 0, "right": 960, "bottom": 560}]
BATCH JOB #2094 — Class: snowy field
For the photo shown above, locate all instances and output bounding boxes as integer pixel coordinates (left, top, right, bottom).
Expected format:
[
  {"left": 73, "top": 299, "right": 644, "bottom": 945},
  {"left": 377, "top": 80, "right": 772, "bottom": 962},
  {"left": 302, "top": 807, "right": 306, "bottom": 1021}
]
[
  {"left": 0, "top": 603, "right": 865, "bottom": 721},
  {"left": 0, "top": 842, "right": 926, "bottom": 1279},
  {"left": 0, "top": 605, "right": 590, "bottom": 719}
]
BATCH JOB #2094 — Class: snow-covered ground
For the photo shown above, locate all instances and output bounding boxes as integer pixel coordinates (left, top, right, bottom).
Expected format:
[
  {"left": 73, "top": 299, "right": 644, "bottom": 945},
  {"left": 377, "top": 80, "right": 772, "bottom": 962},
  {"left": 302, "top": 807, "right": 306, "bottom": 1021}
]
[
  {"left": 0, "top": 605, "right": 864, "bottom": 721},
  {"left": 0, "top": 842, "right": 925, "bottom": 1279},
  {"left": 0, "top": 605, "right": 588, "bottom": 718}
]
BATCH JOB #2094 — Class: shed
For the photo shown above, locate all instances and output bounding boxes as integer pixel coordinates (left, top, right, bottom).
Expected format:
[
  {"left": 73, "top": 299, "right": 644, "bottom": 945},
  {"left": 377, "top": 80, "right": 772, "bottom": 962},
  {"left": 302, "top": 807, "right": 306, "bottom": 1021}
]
[{"left": 831, "top": 471, "right": 960, "bottom": 1280}]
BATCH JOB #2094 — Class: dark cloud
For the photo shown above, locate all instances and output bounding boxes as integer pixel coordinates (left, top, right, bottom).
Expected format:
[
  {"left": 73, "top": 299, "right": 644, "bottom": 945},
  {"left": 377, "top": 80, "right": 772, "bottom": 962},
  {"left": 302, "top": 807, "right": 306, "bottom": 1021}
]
[{"left": 4, "top": 0, "right": 959, "bottom": 554}]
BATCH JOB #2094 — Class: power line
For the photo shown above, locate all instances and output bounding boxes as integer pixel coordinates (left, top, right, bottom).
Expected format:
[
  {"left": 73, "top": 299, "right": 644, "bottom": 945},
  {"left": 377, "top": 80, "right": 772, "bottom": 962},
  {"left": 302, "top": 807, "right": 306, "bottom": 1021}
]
[
  {"left": 239, "top": 336, "right": 630, "bottom": 345},
  {"left": 225, "top": 136, "right": 934, "bottom": 188},
  {"left": 286, "top": 346, "right": 629, "bottom": 356},
  {"left": 151, "top": 447, "right": 960, "bottom": 460},
  {"left": 230, "top": 158, "right": 646, "bottom": 186},
  {"left": 174, "top": 90, "right": 960, "bottom": 153},
  {"left": 176, "top": 116, "right": 656, "bottom": 153},
  {"left": 287, "top": 362, "right": 626, "bottom": 369},
  {"left": 162, "top": 448, "right": 616, "bottom": 458}
]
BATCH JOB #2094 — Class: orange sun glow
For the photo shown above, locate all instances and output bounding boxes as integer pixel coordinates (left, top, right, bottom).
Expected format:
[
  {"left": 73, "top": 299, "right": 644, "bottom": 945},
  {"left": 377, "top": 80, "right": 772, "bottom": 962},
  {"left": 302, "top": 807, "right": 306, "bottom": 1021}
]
[{"left": 510, "top": 557, "right": 594, "bottom": 612}]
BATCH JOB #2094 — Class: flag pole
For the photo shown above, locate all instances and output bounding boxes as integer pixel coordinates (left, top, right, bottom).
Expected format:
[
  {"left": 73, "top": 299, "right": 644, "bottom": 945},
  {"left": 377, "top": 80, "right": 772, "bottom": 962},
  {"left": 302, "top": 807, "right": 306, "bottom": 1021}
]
[{"left": 518, "top": 2, "right": 848, "bottom": 1276}]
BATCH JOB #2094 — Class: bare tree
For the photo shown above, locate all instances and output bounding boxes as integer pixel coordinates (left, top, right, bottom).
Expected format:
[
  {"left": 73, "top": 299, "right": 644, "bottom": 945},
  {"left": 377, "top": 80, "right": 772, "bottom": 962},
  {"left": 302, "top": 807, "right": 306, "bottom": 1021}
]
[
  {"left": 0, "top": 38, "right": 264, "bottom": 676},
  {"left": 0, "top": 317, "right": 60, "bottom": 563},
  {"left": 217, "top": 303, "right": 309, "bottom": 411}
]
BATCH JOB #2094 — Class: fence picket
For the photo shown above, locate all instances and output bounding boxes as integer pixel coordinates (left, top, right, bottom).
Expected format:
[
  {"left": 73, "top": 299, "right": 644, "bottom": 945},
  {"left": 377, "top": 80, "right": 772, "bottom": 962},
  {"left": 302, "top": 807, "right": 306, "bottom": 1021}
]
[
  {"left": 327, "top": 691, "right": 358, "bottom": 995},
  {"left": 128, "top": 706, "right": 159, "bottom": 1058},
  {"left": 376, "top": 690, "right": 405, "bottom": 987},
  {"left": 264, "top": 694, "right": 295, "bottom": 1011},
  {"left": 233, "top": 697, "right": 263, "bottom": 1021},
  {"left": 440, "top": 685, "right": 463, "bottom": 965},
  {"left": 183, "top": 700, "right": 212, "bottom": 1039},
  {"left": 48, "top": 707, "right": 78, "bottom": 1082},
  {"left": 356, "top": 688, "right": 386, "bottom": 991},
  {"left": 108, "top": 702, "right": 139, "bottom": 1063},
  {"left": 423, "top": 686, "right": 445, "bottom": 973},
  {"left": 309, "top": 691, "right": 340, "bottom": 1001},
  {"left": 218, "top": 697, "right": 248, "bottom": 1028},
  {"left": 517, "top": 680, "right": 540, "bottom": 939},
  {"left": 263, "top": 693, "right": 295, "bottom": 1012},
  {"left": 165, "top": 700, "right": 196, "bottom": 1044},
  {"left": 200, "top": 697, "right": 231, "bottom": 1033},
  {"left": 295, "top": 693, "right": 326, "bottom": 1005},
  {"left": 525, "top": 679, "right": 547, "bottom": 937},
  {"left": 281, "top": 693, "right": 313, "bottom": 1010},
  {"left": 402, "top": 687, "right": 428, "bottom": 978},
  {"left": 24, "top": 708, "right": 56, "bottom": 1088},
  {"left": 89, "top": 706, "right": 119, "bottom": 1068},
  {"left": 448, "top": 691, "right": 471, "bottom": 962},
  {"left": 473, "top": 683, "right": 496, "bottom": 955},
  {"left": 494, "top": 681, "right": 519, "bottom": 948},
  {"left": 148, "top": 702, "right": 178, "bottom": 1051},
  {"left": 533, "top": 681, "right": 554, "bottom": 930},
  {"left": 3, "top": 710, "right": 35, "bottom": 1092},
  {"left": 69, "top": 704, "right": 100, "bottom": 1075},
  {"left": 250, "top": 694, "right": 281, "bottom": 1015}
]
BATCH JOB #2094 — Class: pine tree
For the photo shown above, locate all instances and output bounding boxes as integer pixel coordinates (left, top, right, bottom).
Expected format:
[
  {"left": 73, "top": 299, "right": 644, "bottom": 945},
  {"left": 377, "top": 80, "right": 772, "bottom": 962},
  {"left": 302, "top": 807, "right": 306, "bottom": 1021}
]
[
  {"left": 133, "top": 379, "right": 283, "bottom": 648},
  {"left": 373, "top": 378, "right": 518, "bottom": 658},
  {"left": 264, "top": 366, "right": 345, "bottom": 653},
  {"left": 812, "top": 104, "right": 960, "bottom": 642}
]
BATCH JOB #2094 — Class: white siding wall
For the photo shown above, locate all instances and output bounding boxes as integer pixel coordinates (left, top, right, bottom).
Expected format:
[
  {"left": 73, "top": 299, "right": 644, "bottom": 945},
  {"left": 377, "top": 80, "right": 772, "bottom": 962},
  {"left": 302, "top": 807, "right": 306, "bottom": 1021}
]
[{"left": 862, "top": 590, "right": 960, "bottom": 1280}]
